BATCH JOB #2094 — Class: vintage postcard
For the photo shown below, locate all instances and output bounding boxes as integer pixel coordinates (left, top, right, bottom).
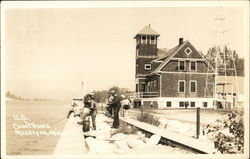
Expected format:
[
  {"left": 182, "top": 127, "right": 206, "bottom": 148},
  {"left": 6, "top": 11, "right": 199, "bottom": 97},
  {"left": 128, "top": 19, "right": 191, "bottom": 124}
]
[{"left": 1, "top": 1, "right": 249, "bottom": 159}]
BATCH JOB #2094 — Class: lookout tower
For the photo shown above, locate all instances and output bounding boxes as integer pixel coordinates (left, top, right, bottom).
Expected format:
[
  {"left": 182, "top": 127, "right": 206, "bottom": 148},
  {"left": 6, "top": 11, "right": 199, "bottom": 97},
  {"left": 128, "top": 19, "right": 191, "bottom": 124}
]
[{"left": 134, "top": 25, "right": 160, "bottom": 92}]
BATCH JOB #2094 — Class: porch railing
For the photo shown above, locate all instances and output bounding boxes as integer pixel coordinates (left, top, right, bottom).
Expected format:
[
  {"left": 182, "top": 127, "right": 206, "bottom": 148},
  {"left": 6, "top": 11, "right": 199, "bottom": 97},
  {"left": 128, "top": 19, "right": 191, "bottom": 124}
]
[{"left": 126, "top": 92, "right": 159, "bottom": 99}]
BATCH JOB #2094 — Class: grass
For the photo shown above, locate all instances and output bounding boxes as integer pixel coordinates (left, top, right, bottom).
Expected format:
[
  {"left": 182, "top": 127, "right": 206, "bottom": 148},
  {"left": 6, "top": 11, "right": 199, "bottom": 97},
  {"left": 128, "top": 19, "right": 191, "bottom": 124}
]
[{"left": 137, "top": 112, "right": 160, "bottom": 127}]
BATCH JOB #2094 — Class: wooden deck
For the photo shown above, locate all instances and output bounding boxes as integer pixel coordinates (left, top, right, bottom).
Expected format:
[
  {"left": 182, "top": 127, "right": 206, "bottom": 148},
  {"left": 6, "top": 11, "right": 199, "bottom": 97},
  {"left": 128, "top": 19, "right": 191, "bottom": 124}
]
[{"left": 120, "top": 117, "right": 216, "bottom": 154}]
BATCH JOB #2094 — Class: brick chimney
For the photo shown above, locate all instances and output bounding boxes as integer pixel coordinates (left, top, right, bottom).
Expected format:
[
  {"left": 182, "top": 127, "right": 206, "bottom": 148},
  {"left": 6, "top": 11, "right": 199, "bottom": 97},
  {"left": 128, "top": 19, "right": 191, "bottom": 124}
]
[{"left": 179, "top": 38, "right": 184, "bottom": 45}]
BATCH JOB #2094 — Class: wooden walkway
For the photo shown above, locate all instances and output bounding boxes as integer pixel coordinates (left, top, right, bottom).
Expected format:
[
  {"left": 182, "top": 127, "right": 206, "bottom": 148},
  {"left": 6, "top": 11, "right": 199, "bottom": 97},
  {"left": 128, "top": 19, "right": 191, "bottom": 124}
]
[
  {"left": 53, "top": 115, "right": 87, "bottom": 155},
  {"left": 120, "top": 117, "right": 215, "bottom": 154}
]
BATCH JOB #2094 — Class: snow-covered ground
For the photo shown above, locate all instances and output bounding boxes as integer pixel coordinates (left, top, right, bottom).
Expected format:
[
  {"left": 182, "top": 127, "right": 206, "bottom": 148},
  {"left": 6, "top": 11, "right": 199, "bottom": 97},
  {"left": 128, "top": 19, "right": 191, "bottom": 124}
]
[
  {"left": 127, "top": 109, "right": 229, "bottom": 141},
  {"left": 83, "top": 114, "right": 194, "bottom": 154}
]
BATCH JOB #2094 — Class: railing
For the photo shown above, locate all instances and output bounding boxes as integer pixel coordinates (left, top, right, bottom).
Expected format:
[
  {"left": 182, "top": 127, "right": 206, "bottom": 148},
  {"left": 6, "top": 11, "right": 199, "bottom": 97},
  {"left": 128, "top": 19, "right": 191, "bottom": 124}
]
[{"left": 127, "top": 92, "right": 159, "bottom": 99}]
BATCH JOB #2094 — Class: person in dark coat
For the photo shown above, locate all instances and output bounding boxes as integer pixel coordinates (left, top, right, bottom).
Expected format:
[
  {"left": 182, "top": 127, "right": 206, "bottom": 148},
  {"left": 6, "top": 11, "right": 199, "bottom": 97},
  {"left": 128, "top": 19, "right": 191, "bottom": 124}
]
[
  {"left": 83, "top": 92, "right": 97, "bottom": 130},
  {"left": 110, "top": 90, "right": 122, "bottom": 129}
]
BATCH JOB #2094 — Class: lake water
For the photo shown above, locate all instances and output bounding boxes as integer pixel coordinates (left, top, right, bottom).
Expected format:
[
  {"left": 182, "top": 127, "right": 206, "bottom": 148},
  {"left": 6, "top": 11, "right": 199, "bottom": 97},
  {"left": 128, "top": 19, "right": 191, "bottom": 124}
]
[{"left": 5, "top": 100, "right": 70, "bottom": 155}]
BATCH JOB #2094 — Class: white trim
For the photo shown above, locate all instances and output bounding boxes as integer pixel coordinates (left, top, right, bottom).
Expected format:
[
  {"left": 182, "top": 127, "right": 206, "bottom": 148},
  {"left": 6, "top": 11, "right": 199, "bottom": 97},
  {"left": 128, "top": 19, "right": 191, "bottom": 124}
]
[
  {"left": 184, "top": 47, "right": 192, "bottom": 55},
  {"left": 178, "top": 80, "right": 185, "bottom": 93},
  {"left": 160, "top": 74, "right": 162, "bottom": 97},
  {"left": 190, "top": 60, "right": 197, "bottom": 71},
  {"left": 155, "top": 41, "right": 189, "bottom": 72},
  {"left": 171, "top": 58, "right": 205, "bottom": 61},
  {"left": 138, "top": 55, "right": 158, "bottom": 58},
  {"left": 178, "top": 60, "right": 186, "bottom": 71},
  {"left": 144, "top": 64, "right": 152, "bottom": 70},
  {"left": 159, "top": 71, "right": 216, "bottom": 75},
  {"left": 190, "top": 80, "right": 197, "bottom": 93}
]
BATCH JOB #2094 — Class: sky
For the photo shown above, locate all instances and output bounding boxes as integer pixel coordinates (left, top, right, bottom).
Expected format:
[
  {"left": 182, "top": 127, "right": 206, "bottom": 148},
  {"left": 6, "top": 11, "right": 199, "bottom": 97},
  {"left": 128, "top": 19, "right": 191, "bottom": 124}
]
[{"left": 3, "top": 3, "right": 248, "bottom": 99}]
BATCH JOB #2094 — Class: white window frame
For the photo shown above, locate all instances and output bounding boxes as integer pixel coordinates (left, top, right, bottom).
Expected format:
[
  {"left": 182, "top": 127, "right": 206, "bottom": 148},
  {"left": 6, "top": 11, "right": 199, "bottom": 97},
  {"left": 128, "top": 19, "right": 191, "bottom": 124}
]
[
  {"left": 150, "top": 36, "right": 156, "bottom": 44},
  {"left": 144, "top": 64, "right": 151, "bottom": 70},
  {"left": 178, "top": 80, "right": 185, "bottom": 93},
  {"left": 141, "top": 36, "right": 147, "bottom": 44},
  {"left": 184, "top": 47, "right": 192, "bottom": 55},
  {"left": 190, "top": 61, "right": 197, "bottom": 71},
  {"left": 178, "top": 60, "right": 186, "bottom": 71},
  {"left": 190, "top": 80, "right": 197, "bottom": 93}
]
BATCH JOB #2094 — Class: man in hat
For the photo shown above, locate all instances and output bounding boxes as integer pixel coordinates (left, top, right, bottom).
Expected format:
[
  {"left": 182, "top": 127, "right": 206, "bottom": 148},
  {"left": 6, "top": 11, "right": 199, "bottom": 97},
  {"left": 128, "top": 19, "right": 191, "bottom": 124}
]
[
  {"left": 109, "top": 90, "right": 122, "bottom": 129},
  {"left": 82, "top": 91, "right": 97, "bottom": 130}
]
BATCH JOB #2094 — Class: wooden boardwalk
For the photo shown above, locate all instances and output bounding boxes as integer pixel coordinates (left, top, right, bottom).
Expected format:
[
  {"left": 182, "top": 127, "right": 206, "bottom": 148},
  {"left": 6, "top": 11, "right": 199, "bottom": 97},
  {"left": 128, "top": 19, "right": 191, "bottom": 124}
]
[
  {"left": 53, "top": 115, "right": 87, "bottom": 155},
  {"left": 120, "top": 117, "right": 215, "bottom": 154}
]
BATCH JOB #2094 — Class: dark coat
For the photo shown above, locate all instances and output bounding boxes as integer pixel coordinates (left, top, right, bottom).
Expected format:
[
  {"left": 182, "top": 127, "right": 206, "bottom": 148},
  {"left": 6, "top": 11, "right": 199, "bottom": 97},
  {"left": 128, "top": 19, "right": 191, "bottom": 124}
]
[{"left": 110, "top": 94, "right": 122, "bottom": 108}]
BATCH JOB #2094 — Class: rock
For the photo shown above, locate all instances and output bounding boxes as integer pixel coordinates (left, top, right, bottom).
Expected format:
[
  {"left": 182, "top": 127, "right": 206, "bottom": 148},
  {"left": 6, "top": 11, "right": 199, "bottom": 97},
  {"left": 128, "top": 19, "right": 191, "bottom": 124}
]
[
  {"left": 111, "top": 133, "right": 126, "bottom": 140},
  {"left": 85, "top": 137, "right": 115, "bottom": 153},
  {"left": 114, "top": 140, "right": 130, "bottom": 150},
  {"left": 146, "top": 134, "right": 161, "bottom": 146},
  {"left": 126, "top": 134, "right": 146, "bottom": 149}
]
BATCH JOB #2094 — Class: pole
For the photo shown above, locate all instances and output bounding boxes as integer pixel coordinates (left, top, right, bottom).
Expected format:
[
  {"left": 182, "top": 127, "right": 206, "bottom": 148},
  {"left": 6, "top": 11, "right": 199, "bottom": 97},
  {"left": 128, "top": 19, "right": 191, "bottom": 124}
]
[{"left": 196, "top": 107, "right": 200, "bottom": 139}]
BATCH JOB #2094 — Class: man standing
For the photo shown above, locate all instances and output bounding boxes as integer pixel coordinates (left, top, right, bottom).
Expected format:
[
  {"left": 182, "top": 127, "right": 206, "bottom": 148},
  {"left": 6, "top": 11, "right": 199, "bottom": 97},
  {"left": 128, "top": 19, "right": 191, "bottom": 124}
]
[
  {"left": 83, "top": 91, "right": 97, "bottom": 130},
  {"left": 109, "top": 90, "right": 122, "bottom": 129}
]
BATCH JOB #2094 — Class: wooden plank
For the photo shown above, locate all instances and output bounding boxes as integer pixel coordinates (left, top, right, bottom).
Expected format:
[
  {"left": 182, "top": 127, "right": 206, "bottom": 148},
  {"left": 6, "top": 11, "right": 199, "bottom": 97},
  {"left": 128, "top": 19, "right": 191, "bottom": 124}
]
[{"left": 120, "top": 118, "right": 215, "bottom": 154}]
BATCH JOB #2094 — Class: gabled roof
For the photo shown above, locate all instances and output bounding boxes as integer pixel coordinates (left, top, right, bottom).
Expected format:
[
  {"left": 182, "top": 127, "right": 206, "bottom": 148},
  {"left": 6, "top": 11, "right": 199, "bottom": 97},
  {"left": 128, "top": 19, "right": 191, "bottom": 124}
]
[
  {"left": 147, "top": 40, "right": 215, "bottom": 76},
  {"left": 149, "top": 41, "right": 188, "bottom": 75},
  {"left": 134, "top": 25, "right": 160, "bottom": 38}
]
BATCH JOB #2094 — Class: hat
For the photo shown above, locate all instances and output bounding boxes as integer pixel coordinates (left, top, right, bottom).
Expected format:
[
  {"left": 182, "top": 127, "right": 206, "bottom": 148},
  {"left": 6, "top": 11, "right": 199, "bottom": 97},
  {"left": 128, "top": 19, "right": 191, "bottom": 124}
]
[
  {"left": 88, "top": 91, "right": 95, "bottom": 96},
  {"left": 121, "top": 95, "right": 125, "bottom": 98},
  {"left": 110, "top": 90, "right": 116, "bottom": 94}
]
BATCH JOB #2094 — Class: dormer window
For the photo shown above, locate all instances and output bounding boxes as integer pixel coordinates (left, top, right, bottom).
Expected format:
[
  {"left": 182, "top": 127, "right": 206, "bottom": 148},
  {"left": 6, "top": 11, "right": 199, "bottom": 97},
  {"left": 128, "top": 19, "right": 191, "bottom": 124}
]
[
  {"left": 178, "top": 60, "right": 185, "bottom": 71},
  {"left": 185, "top": 47, "right": 192, "bottom": 55},
  {"left": 145, "top": 64, "right": 151, "bottom": 70},
  {"left": 141, "top": 36, "right": 147, "bottom": 44}
]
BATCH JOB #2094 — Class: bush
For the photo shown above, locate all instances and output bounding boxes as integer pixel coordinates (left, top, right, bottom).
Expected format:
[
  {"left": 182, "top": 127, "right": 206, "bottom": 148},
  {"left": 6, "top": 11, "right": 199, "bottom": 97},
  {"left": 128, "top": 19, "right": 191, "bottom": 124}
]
[
  {"left": 204, "top": 111, "right": 244, "bottom": 154},
  {"left": 113, "top": 121, "right": 138, "bottom": 135},
  {"left": 137, "top": 113, "right": 160, "bottom": 127}
]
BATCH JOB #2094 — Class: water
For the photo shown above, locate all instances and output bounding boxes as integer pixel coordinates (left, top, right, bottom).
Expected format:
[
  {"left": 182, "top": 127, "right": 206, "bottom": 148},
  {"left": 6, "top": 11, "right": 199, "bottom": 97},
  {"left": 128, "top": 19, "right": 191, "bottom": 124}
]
[{"left": 5, "top": 100, "right": 70, "bottom": 155}]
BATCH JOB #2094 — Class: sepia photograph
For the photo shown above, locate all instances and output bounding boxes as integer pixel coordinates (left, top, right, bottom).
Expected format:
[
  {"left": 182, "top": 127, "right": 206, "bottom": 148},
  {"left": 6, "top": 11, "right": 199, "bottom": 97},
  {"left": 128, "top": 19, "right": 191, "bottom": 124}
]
[{"left": 1, "top": 1, "right": 249, "bottom": 159}]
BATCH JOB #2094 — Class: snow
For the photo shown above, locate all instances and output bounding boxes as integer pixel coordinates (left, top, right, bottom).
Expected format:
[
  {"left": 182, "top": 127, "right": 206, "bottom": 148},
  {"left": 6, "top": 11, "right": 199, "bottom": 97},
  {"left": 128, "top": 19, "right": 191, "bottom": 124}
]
[{"left": 83, "top": 114, "right": 194, "bottom": 154}]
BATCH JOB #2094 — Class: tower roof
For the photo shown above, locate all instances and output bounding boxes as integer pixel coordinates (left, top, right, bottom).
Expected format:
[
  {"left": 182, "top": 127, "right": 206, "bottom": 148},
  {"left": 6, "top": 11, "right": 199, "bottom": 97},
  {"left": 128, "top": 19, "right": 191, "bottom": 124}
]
[{"left": 134, "top": 25, "right": 160, "bottom": 38}]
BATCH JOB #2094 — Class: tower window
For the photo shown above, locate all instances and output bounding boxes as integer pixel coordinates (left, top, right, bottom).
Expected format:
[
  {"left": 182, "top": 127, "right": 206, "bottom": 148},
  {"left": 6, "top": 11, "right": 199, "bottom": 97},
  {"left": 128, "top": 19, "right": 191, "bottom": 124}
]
[
  {"left": 190, "top": 61, "right": 197, "bottom": 71},
  {"left": 150, "top": 36, "right": 156, "bottom": 44},
  {"left": 185, "top": 47, "right": 192, "bottom": 55},
  {"left": 178, "top": 60, "right": 185, "bottom": 71},
  {"left": 190, "top": 102, "right": 195, "bottom": 107},
  {"left": 144, "top": 64, "right": 151, "bottom": 70},
  {"left": 178, "top": 80, "right": 185, "bottom": 93},
  {"left": 190, "top": 81, "right": 197, "bottom": 93},
  {"left": 141, "top": 36, "right": 147, "bottom": 44}
]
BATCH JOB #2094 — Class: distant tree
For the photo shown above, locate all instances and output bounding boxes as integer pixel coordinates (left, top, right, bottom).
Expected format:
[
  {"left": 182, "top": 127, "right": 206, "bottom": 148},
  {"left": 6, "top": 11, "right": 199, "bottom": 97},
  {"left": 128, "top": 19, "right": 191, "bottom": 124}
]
[
  {"left": 108, "top": 86, "right": 131, "bottom": 96},
  {"left": 93, "top": 90, "right": 108, "bottom": 103},
  {"left": 204, "top": 46, "right": 244, "bottom": 76}
]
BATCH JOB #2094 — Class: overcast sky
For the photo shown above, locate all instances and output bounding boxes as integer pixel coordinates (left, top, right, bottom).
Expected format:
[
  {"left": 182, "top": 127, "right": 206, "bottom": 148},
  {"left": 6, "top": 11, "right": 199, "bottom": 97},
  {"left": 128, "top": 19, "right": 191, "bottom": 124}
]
[{"left": 3, "top": 3, "right": 248, "bottom": 99}]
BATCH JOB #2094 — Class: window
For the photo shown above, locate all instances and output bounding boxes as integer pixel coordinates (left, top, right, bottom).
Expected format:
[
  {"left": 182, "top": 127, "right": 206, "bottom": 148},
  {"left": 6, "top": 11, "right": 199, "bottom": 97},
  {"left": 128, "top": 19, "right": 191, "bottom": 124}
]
[
  {"left": 145, "top": 64, "right": 151, "bottom": 70},
  {"left": 203, "top": 102, "right": 207, "bottom": 107},
  {"left": 167, "top": 102, "right": 171, "bottom": 107},
  {"left": 136, "top": 49, "right": 139, "bottom": 58},
  {"left": 179, "top": 60, "right": 185, "bottom": 71},
  {"left": 178, "top": 80, "right": 185, "bottom": 93},
  {"left": 190, "top": 102, "right": 195, "bottom": 107},
  {"left": 179, "top": 102, "right": 184, "bottom": 107},
  {"left": 141, "top": 36, "right": 147, "bottom": 44},
  {"left": 150, "top": 36, "right": 156, "bottom": 44},
  {"left": 185, "top": 47, "right": 192, "bottom": 55},
  {"left": 190, "top": 81, "right": 197, "bottom": 93},
  {"left": 190, "top": 61, "right": 197, "bottom": 71}
]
